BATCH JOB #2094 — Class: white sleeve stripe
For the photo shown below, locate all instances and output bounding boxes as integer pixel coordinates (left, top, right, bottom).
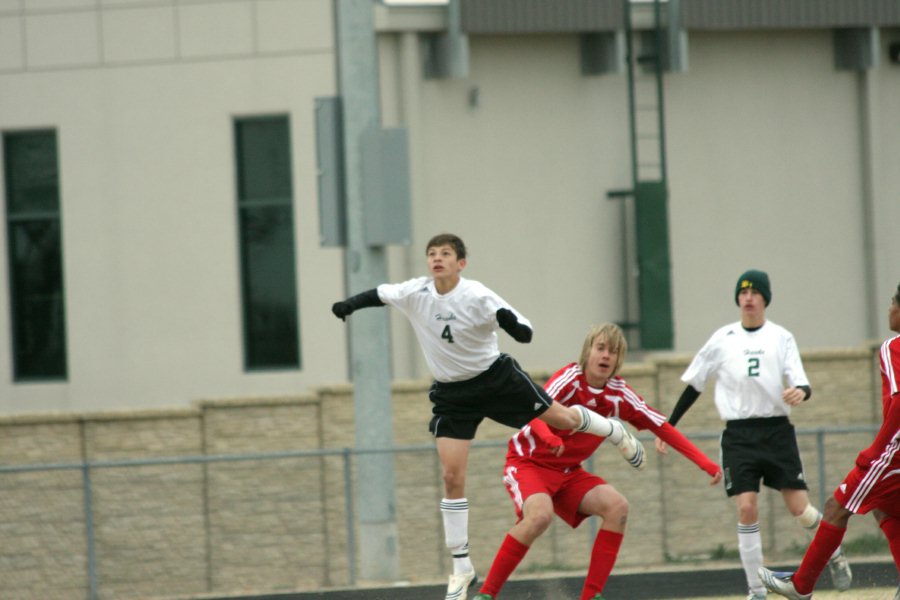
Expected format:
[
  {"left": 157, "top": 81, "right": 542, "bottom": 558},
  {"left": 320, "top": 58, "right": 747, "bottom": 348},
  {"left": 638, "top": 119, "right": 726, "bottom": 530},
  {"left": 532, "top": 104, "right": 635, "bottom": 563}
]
[
  {"left": 845, "top": 436, "right": 900, "bottom": 513},
  {"left": 608, "top": 379, "right": 666, "bottom": 426},
  {"left": 882, "top": 336, "right": 900, "bottom": 396},
  {"left": 545, "top": 365, "right": 580, "bottom": 399}
]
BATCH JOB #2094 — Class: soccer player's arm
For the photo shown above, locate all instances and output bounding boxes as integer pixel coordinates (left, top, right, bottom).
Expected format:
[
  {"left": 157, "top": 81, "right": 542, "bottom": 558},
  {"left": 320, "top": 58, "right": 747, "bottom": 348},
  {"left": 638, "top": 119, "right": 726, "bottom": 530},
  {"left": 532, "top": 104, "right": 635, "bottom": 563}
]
[
  {"left": 783, "top": 335, "right": 812, "bottom": 404},
  {"left": 495, "top": 308, "right": 533, "bottom": 343},
  {"left": 857, "top": 340, "right": 900, "bottom": 468},
  {"left": 855, "top": 392, "right": 900, "bottom": 470},
  {"left": 527, "top": 418, "right": 564, "bottom": 456},
  {"left": 331, "top": 288, "right": 385, "bottom": 321},
  {"left": 654, "top": 385, "right": 701, "bottom": 455},
  {"left": 668, "top": 385, "right": 701, "bottom": 426},
  {"left": 653, "top": 422, "right": 721, "bottom": 481}
]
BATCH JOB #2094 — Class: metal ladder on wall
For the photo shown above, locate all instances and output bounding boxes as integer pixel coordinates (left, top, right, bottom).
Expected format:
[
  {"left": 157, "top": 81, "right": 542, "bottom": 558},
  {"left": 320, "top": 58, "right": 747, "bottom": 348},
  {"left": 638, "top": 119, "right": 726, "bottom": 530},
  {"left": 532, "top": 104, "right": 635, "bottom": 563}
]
[{"left": 608, "top": 0, "right": 676, "bottom": 350}]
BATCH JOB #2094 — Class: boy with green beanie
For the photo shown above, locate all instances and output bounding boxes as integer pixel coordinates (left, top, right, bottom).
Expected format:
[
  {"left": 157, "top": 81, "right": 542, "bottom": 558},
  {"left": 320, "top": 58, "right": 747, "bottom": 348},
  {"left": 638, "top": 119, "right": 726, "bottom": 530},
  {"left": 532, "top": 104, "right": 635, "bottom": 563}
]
[{"left": 657, "top": 269, "right": 852, "bottom": 600}]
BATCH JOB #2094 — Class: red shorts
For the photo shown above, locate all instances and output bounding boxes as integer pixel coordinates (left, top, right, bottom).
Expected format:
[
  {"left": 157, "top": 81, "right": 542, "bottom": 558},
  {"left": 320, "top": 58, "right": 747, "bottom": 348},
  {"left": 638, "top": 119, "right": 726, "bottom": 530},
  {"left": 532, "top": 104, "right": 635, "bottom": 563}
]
[
  {"left": 834, "top": 458, "right": 900, "bottom": 517},
  {"left": 503, "top": 459, "right": 606, "bottom": 528}
]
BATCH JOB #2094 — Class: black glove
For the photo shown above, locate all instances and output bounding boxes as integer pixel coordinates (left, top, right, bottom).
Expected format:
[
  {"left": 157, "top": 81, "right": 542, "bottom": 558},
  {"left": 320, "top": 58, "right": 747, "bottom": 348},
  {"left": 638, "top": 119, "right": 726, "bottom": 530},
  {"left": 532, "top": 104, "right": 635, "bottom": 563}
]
[
  {"left": 496, "top": 308, "right": 518, "bottom": 330},
  {"left": 332, "top": 301, "right": 353, "bottom": 321},
  {"left": 331, "top": 289, "right": 385, "bottom": 322},
  {"left": 496, "top": 308, "right": 533, "bottom": 343}
]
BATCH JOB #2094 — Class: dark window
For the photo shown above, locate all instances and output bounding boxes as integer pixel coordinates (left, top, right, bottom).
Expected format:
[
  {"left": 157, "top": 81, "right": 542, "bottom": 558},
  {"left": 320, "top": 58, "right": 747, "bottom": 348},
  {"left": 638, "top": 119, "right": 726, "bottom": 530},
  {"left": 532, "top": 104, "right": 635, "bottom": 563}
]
[
  {"left": 234, "top": 116, "right": 300, "bottom": 370},
  {"left": 3, "top": 130, "right": 68, "bottom": 380}
]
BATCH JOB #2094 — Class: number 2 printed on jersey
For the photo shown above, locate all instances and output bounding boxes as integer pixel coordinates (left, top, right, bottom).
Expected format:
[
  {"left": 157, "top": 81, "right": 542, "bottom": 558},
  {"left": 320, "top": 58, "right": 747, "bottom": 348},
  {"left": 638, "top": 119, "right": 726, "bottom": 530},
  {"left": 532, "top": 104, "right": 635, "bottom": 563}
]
[{"left": 747, "top": 357, "right": 760, "bottom": 377}]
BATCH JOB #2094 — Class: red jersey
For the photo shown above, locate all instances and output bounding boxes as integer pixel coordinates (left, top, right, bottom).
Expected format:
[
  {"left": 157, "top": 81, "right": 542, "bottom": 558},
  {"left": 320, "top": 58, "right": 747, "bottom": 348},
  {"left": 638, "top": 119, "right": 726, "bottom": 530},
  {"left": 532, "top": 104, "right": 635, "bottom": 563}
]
[
  {"left": 507, "top": 363, "right": 719, "bottom": 476},
  {"left": 855, "top": 334, "right": 900, "bottom": 470}
]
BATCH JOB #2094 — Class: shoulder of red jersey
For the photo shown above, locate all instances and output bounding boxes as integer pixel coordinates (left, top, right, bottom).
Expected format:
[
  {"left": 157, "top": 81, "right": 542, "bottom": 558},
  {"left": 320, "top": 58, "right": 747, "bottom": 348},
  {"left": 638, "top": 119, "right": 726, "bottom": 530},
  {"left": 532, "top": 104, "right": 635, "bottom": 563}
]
[
  {"left": 882, "top": 334, "right": 900, "bottom": 393},
  {"left": 883, "top": 334, "right": 900, "bottom": 353},
  {"left": 544, "top": 363, "right": 583, "bottom": 401},
  {"left": 605, "top": 376, "right": 666, "bottom": 426}
]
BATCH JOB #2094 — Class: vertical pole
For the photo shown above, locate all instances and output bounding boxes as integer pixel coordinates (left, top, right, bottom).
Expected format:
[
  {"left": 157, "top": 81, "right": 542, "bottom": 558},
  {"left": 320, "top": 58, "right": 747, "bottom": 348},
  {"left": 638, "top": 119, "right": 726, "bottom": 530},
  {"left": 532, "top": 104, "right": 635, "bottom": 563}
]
[
  {"left": 856, "top": 68, "right": 879, "bottom": 340},
  {"left": 816, "top": 431, "right": 827, "bottom": 509},
  {"left": 333, "top": 0, "right": 400, "bottom": 582},
  {"left": 653, "top": 0, "right": 668, "bottom": 182},
  {"left": 82, "top": 464, "right": 98, "bottom": 600},
  {"left": 623, "top": 0, "right": 638, "bottom": 188},
  {"left": 343, "top": 448, "right": 358, "bottom": 585}
]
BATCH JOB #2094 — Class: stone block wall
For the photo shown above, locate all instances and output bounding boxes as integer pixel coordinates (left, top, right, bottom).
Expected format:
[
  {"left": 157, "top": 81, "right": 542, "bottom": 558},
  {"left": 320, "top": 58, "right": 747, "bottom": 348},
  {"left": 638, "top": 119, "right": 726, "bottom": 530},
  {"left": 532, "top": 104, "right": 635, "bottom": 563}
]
[{"left": 0, "top": 346, "right": 883, "bottom": 599}]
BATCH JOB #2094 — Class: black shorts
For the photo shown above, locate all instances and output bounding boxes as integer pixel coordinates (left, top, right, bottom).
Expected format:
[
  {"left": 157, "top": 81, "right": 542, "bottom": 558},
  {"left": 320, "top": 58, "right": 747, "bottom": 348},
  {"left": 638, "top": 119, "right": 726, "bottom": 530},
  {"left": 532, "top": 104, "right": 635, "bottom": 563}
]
[
  {"left": 720, "top": 416, "right": 809, "bottom": 497},
  {"left": 427, "top": 354, "right": 553, "bottom": 440}
]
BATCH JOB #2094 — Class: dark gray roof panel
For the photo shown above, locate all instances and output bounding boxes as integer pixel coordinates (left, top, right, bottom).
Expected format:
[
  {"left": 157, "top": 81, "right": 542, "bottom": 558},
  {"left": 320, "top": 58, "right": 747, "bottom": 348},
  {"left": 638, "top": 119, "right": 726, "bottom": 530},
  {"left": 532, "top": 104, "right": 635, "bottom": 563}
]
[
  {"left": 460, "top": 0, "right": 622, "bottom": 34},
  {"left": 681, "top": 0, "right": 900, "bottom": 29},
  {"left": 459, "top": 0, "right": 900, "bottom": 34}
]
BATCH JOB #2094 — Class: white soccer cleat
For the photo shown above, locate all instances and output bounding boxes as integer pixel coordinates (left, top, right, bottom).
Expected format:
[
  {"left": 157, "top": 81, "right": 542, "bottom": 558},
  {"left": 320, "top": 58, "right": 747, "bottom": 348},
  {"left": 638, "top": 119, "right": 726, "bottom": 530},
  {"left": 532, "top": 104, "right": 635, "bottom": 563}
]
[
  {"left": 758, "top": 567, "right": 811, "bottom": 600},
  {"left": 827, "top": 549, "right": 852, "bottom": 591},
  {"left": 746, "top": 593, "right": 767, "bottom": 600},
  {"left": 445, "top": 570, "right": 477, "bottom": 600},
  {"left": 610, "top": 420, "right": 645, "bottom": 471}
]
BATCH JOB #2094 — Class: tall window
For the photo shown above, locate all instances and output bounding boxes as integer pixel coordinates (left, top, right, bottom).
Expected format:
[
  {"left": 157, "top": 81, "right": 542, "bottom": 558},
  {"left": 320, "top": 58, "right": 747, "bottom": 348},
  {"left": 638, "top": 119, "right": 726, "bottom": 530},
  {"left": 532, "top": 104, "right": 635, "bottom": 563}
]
[
  {"left": 234, "top": 116, "right": 300, "bottom": 370},
  {"left": 3, "top": 130, "right": 68, "bottom": 380}
]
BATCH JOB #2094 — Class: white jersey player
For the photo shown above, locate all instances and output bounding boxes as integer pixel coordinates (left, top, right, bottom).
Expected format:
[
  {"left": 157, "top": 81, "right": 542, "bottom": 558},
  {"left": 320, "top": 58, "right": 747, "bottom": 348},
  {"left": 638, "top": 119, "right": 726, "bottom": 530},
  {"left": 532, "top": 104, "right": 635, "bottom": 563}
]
[
  {"left": 331, "top": 233, "right": 644, "bottom": 600},
  {"left": 658, "top": 269, "right": 852, "bottom": 600}
]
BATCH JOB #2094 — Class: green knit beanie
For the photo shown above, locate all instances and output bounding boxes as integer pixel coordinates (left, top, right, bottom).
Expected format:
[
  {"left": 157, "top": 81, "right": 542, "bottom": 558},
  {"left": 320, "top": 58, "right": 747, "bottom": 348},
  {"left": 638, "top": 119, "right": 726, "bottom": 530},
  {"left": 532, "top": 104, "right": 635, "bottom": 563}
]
[{"left": 735, "top": 270, "right": 771, "bottom": 306}]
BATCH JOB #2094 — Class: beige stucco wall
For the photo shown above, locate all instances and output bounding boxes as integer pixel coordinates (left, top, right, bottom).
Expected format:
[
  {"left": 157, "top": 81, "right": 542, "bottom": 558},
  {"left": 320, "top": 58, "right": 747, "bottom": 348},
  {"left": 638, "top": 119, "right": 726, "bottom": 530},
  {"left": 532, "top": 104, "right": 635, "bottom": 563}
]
[
  {"left": 0, "top": 2, "right": 898, "bottom": 416},
  {"left": 0, "top": 345, "right": 885, "bottom": 599}
]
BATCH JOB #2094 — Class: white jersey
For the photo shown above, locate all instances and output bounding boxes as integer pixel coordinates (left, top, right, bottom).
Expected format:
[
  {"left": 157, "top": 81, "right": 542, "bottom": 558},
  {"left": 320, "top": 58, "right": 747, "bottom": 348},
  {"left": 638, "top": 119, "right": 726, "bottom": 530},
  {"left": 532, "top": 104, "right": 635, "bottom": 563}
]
[
  {"left": 377, "top": 276, "right": 530, "bottom": 383},
  {"left": 681, "top": 320, "right": 809, "bottom": 421}
]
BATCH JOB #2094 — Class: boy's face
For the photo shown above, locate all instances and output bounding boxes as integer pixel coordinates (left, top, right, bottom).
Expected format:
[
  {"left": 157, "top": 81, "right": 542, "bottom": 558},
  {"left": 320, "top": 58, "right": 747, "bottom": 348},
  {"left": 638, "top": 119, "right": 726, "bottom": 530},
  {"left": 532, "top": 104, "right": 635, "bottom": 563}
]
[
  {"left": 584, "top": 335, "right": 618, "bottom": 387},
  {"left": 738, "top": 288, "right": 765, "bottom": 318},
  {"left": 427, "top": 244, "right": 465, "bottom": 280}
]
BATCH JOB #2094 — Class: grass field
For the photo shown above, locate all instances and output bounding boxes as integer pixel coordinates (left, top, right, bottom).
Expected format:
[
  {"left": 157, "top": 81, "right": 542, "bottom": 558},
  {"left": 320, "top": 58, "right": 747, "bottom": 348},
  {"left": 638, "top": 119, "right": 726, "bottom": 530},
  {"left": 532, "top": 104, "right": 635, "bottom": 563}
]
[{"left": 694, "top": 589, "right": 897, "bottom": 600}]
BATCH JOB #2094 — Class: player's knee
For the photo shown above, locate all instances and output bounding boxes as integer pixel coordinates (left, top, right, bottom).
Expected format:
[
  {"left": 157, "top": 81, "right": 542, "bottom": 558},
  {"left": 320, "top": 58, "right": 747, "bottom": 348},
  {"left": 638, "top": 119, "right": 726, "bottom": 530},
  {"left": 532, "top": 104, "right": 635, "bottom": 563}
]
[
  {"left": 441, "top": 469, "right": 466, "bottom": 494},
  {"left": 822, "top": 497, "right": 851, "bottom": 526},
  {"left": 737, "top": 502, "right": 758, "bottom": 524},
  {"left": 606, "top": 495, "right": 629, "bottom": 522},
  {"left": 523, "top": 507, "right": 554, "bottom": 535}
]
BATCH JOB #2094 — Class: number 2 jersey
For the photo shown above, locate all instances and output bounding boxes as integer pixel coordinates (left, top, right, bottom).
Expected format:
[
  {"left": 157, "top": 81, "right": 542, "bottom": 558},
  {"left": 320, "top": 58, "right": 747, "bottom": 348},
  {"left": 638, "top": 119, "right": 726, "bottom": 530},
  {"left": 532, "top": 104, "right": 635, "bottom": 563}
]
[
  {"left": 508, "top": 362, "right": 720, "bottom": 476},
  {"left": 377, "top": 276, "right": 528, "bottom": 383},
  {"left": 681, "top": 320, "right": 809, "bottom": 421}
]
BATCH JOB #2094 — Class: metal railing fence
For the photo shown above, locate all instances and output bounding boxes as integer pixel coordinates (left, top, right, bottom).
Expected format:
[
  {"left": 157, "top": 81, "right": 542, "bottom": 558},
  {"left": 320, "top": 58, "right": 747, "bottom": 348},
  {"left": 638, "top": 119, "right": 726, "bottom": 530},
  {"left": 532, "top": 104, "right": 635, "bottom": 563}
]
[{"left": 0, "top": 424, "right": 879, "bottom": 600}]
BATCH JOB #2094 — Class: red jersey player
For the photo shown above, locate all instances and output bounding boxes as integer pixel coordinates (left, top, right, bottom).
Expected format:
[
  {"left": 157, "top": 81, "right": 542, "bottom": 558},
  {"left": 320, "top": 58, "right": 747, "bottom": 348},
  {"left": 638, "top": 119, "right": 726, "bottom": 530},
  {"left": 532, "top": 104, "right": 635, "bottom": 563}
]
[
  {"left": 760, "top": 283, "right": 900, "bottom": 600},
  {"left": 473, "top": 323, "right": 722, "bottom": 600}
]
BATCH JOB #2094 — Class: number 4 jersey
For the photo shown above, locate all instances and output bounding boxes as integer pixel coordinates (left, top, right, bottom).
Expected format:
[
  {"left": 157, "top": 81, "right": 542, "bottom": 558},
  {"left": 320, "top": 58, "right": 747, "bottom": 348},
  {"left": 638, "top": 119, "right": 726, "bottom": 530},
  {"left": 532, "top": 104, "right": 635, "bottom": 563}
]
[
  {"left": 681, "top": 320, "right": 810, "bottom": 421},
  {"left": 377, "top": 276, "right": 529, "bottom": 383}
]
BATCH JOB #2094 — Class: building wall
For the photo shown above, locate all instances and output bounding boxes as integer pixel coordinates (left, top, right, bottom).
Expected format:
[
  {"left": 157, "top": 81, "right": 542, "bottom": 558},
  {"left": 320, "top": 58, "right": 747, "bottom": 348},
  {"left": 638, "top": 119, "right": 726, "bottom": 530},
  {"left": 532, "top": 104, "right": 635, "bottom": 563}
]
[
  {"left": 0, "top": 0, "right": 344, "bottom": 413},
  {"left": 1, "top": 1, "right": 898, "bottom": 413}
]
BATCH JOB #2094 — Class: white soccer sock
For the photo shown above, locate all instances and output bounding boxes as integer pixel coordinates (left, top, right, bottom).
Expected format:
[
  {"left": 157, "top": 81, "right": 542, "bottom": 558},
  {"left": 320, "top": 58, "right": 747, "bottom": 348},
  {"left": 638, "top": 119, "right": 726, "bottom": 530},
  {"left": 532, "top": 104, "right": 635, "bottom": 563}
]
[
  {"left": 441, "top": 498, "right": 473, "bottom": 575},
  {"left": 738, "top": 522, "right": 765, "bottom": 595},
  {"left": 574, "top": 405, "right": 622, "bottom": 443}
]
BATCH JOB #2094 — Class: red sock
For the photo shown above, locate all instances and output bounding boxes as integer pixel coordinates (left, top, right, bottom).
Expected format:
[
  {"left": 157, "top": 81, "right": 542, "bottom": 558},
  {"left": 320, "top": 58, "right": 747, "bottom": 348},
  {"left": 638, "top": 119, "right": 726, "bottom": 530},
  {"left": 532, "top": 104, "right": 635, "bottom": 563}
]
[
  {"left": 879, "top": 514, "right": 900, "bottom": 572},
  {"left": 580, "top": 529, "right": 624, "bottom": 600},
  {"left": 793, "top": 520, "right": 846, "bottom": 594},
  {"left": 478, "top": 534, "right": 530, "bottom": 597}
]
